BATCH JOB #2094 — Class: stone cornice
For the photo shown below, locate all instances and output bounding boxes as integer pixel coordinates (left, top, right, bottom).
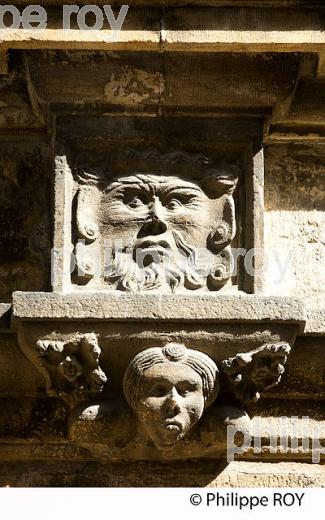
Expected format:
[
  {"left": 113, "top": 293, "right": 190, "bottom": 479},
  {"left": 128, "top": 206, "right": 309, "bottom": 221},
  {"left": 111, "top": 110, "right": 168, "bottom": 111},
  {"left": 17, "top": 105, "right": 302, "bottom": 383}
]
[
  {"left": 12, "top": 292, "right": 306, "bottom": 324},
  {"left": 2, "top": 6, "right": 325, "bottom": 52}
]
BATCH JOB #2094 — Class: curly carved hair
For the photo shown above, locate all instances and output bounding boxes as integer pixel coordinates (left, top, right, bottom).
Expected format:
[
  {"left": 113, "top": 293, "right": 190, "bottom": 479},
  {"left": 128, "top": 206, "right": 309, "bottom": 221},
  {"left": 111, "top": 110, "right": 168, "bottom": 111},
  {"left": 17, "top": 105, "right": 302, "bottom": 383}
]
[{"left": 76, "top": 149, "right": 239, "bottom": 197}]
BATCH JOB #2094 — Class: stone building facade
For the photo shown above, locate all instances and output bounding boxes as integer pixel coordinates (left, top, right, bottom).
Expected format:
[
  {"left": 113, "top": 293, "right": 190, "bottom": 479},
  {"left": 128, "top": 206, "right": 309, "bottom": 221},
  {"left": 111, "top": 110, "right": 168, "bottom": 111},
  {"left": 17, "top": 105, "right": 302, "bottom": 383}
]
[{"left": 0, "top": 1, "right": 324, "bottom": 486}]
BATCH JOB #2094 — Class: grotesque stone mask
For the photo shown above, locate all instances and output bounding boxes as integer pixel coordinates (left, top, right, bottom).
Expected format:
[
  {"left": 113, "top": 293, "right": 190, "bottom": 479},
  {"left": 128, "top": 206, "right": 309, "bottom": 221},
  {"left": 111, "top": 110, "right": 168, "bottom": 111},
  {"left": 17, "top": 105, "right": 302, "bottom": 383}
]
[
  {"left": 123, "top": 343, "right": 219, "bottom": 449},
  {"left": 74, "top": 150, "right": 239, "bottom": 292}
]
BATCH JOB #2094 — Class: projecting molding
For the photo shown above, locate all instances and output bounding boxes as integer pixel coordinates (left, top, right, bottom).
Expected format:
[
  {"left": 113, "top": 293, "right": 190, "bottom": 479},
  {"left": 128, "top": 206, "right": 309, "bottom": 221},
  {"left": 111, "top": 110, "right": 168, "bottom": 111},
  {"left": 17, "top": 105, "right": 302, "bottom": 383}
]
[
  {"left": 2, "top": 7, "right": 325, "bottom": 52},
  {"left": 12, "top": 292, "right": 306, "bottom": 324}
]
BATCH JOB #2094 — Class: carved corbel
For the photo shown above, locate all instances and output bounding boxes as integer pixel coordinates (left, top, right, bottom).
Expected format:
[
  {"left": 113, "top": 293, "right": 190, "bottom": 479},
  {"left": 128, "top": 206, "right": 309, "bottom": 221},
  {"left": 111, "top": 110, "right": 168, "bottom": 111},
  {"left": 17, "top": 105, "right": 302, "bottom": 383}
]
[
  {"left": 67, "top": 339, "right": 294, "bottom": 458},
  {"left": 122, "top": 342, "right": 220, "bottom": 450},
  {"left": 33, "top": 333, "right": 107, "bottom": 407},
  {"left": 222, "top": 342, "right": 291, "bottom": 404},
  {"left": 68, "top": 342, "right": 253, "bottom": 458}
]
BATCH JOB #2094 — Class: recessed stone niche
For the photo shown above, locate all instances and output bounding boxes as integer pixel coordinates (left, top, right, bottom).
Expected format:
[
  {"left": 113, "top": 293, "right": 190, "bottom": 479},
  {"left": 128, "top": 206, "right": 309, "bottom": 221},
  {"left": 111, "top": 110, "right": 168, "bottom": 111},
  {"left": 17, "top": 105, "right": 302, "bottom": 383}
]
[{"left": 52, "top": 116, "right": 264, "bottom": 295}]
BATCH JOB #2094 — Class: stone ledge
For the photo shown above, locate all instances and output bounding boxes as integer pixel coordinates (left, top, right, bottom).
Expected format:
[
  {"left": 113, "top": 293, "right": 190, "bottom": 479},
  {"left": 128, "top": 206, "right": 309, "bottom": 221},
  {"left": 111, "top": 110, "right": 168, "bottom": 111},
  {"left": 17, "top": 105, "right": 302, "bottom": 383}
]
[
  {"left": 67, "top": 402, "right": 325, "bottom": 462},
  {"left": 2, "top": 7, "right": 325, "bottom": 52},
  {"left": 10, "top": 1, "right": 325, "bottom": 7},
  {"left": 0, "top": 437, "right": 323, "bottom": 464},
  {"left": 0, "top": 459, "right": 323, "bottom": 487},
  {"left": 12, "top": 291, "right": 305, "bottom": 324}
]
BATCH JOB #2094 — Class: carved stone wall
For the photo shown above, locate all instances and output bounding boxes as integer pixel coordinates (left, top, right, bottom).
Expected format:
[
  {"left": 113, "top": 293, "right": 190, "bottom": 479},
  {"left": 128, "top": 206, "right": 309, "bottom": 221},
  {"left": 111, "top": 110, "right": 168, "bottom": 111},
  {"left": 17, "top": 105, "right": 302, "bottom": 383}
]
[{"left": 0, "top": 1, "right": 324, "bottom": 487}]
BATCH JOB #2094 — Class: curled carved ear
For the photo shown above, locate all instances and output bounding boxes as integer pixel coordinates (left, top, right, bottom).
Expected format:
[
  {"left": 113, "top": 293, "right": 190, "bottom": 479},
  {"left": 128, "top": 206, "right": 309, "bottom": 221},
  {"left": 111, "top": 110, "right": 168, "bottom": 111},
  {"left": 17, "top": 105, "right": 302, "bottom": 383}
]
[
  {"left": 75, "top": 171, "right": 102, "bottom": 243},
  {"left": 200, "top": 162, "right": 239, "bottom": 197},
  {"left": 207, "top": 247, "right": 234, "bottom": 290},
  {"left": 208, "top": 197, "right": 236, "bottom": 253},
  {"left": 221, "top": 342, "right": 291, "bottom": 404}
]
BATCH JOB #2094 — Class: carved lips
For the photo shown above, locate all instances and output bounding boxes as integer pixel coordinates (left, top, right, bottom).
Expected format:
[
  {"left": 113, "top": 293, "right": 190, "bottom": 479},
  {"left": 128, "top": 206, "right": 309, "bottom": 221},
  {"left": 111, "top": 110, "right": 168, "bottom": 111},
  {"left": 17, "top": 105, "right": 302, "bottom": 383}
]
[{"left": 134, "top": 235, "right": 175, "bottom": 266}]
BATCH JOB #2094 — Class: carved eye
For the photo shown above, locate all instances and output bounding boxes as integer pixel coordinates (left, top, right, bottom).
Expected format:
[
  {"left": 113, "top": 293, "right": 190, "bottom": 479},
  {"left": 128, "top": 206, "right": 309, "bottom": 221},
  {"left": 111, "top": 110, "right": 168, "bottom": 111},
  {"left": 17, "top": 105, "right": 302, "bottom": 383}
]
[
  {"left": 179, "top": 389, "right": 191, "bottom": 397},
  {"left": 166, "top": 198, "right": 182, "bottom": 210},
  {"left": 127, "top": 197, "right": 145, "bottom": 209},
  {"left": 177, "top": 383, "right": 197, "bottom": 397},
  {"left": 150, "top": 384, "right": 168, "bottom": 397}
]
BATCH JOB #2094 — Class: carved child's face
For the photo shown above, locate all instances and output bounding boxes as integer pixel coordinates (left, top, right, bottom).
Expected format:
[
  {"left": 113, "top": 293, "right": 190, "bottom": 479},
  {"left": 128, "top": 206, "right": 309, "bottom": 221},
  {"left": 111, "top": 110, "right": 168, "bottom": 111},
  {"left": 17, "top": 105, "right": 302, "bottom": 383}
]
[
  {"left": 102, "top": 175, "right": 218, "bottom": 265},
  {"left": 135, "top": 362, "right": 205, "bottom": 449}
]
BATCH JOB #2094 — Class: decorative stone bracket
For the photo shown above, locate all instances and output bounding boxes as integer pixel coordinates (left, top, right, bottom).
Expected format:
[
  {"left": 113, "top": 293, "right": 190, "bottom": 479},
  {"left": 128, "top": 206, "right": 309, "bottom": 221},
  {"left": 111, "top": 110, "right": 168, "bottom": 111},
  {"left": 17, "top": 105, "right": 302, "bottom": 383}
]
[
  {"left": 21, "top": 331, "right": 107, "bottom": 408},
  {"left": 12, "top": 291, "right": 305, "bottom": 459},
  {"left": 68, "top": 340, "right": 291, "bottom": 459},
  {"left": 222, "top": 342, "right": 291, "bottom": 404},
  {"left": 118, "top": 340, "right": 291, "bottom": 451}
]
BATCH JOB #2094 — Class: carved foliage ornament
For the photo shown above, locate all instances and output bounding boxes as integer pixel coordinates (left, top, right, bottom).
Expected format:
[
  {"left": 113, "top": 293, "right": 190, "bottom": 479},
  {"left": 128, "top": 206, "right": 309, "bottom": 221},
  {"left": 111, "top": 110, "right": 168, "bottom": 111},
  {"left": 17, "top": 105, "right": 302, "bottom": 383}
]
[
  {"left": 36, "top": 333, "right": 107, "bottom": 406},
  {"left": 221, "top": 342, "right": 291, "bottom": 403},
  {"left": 73, "top": 150, "right": 239, "bottom": 293}
]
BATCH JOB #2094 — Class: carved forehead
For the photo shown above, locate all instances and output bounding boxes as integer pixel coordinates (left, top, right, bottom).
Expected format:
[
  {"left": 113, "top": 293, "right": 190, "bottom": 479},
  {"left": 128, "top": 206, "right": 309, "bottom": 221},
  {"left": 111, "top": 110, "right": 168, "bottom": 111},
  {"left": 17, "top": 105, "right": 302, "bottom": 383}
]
[
  {"left": 105, "top": 174, "right": 204, "bottom": 194},
  {"left": 77, "top": 154, "right": 239, "bottom": 198},
  {"left": 141, "top": 362, "right": 203, "bottom": 385}
]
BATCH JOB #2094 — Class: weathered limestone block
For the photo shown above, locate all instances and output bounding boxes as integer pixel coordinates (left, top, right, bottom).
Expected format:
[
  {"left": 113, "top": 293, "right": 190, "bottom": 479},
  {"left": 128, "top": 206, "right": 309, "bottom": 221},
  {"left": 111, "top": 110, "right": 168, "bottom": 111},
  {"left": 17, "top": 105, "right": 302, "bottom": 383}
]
[
  {"left": 264, "top": 143, "right": 325, "bottom": 334},
  {"left": 25, "top": 51, "right": 301, "bottom": 111}
]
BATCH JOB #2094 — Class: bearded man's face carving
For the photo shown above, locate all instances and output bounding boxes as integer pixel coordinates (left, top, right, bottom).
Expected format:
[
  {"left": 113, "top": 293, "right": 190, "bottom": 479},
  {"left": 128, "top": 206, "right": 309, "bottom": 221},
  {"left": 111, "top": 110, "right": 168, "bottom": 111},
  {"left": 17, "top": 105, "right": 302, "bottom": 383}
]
[
  {"left": 105, "top": 175, "right": 210, "bottom": 252},
  {"left": 75, "top": 152, "right": 238, "bottom": 292}
]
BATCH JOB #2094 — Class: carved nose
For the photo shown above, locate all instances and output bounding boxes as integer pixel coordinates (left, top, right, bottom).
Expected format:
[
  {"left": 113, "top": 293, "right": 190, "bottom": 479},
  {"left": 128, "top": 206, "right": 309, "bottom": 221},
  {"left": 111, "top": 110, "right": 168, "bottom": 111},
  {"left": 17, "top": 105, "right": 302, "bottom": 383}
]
[
  {"left": 164, "top": 389, "right": 181, "bottom": 416},
  {"left": 138, "top": 199, "right": 168, "bottom": 237}
]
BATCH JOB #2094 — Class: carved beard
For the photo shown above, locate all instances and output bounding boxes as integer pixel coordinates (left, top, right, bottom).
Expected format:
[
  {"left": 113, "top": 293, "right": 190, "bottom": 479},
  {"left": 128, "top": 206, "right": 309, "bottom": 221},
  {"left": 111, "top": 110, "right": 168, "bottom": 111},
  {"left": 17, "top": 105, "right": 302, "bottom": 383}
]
[{"left": 105, "top": 231, "right": 212, "bottom": 292}]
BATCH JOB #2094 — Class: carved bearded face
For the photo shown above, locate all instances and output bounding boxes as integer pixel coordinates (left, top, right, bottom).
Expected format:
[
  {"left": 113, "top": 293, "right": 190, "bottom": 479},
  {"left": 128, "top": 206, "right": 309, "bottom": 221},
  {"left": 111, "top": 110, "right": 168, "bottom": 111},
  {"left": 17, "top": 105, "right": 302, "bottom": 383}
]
[
  {"left": 136, "top": 362, "right": 205, "bottom": 449},
  {"left": 75, "top": 153, "right": 238, "bottom": 291},
  {"left": 102, "top": 174, "right": 231, "bottom": 291},
  {"left": 103, "top": 174, "right": 214, "bottom": 250}
]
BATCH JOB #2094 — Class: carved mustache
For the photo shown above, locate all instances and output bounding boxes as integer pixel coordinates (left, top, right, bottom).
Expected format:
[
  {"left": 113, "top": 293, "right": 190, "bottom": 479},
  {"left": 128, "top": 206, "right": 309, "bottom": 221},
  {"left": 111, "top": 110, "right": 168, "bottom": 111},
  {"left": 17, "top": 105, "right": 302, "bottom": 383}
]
[{"left": 134, "top": 239, "right": 172, "bottom": 250}]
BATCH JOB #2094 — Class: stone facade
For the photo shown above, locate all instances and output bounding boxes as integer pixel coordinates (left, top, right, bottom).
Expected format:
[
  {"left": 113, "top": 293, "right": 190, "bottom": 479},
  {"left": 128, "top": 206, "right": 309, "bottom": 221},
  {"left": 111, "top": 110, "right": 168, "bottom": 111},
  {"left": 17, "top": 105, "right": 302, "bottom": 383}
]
[{"left": 0, "top": 1, "right": 324, "bottom": 486}]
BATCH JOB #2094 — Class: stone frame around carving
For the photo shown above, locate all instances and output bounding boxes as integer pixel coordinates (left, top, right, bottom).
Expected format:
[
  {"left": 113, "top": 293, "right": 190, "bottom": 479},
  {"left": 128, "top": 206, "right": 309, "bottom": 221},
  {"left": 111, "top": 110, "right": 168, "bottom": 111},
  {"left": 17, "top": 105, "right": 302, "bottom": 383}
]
[{"left": 51, "top": 119, "right": 264, "bottom": 295}]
